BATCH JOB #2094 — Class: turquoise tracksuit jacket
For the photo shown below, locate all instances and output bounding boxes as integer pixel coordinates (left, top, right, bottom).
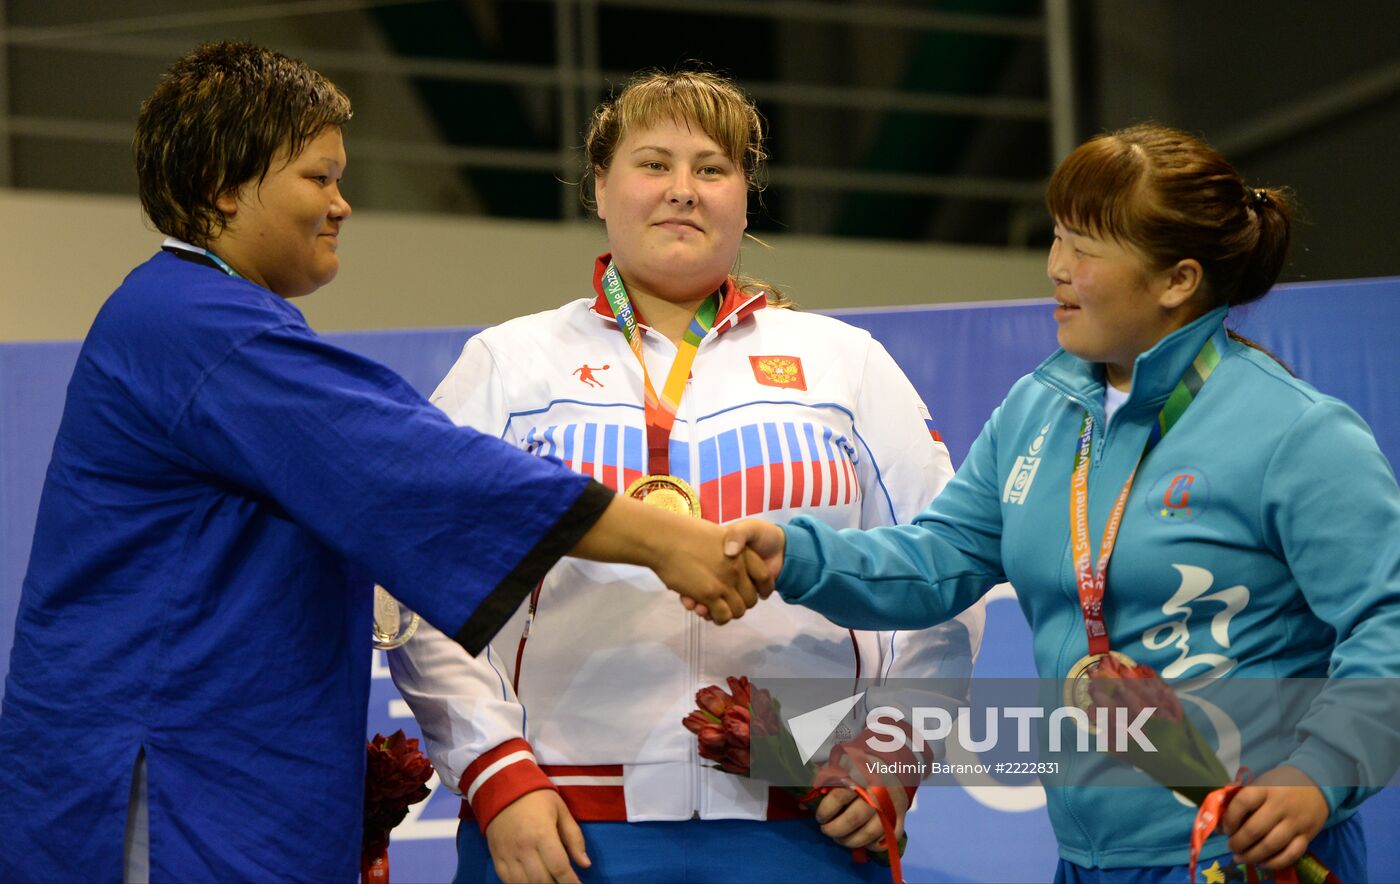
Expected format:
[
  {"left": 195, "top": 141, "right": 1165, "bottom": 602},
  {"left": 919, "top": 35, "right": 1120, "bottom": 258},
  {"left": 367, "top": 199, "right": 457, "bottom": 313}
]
[{"left": 777, "top": 307, "right": 1400, "bottom": 868}]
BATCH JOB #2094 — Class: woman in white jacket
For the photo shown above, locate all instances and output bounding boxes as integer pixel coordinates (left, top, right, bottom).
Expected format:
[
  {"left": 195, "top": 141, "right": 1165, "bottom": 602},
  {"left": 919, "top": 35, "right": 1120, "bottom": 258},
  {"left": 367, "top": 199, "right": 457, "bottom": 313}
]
[{"left": 391, "top": 68, "right": 983, "bottom": 883}]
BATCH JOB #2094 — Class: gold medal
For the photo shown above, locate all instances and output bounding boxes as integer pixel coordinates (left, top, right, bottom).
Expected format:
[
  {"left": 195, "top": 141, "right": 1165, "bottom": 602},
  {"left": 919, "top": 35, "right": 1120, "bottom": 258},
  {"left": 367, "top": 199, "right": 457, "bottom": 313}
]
[
  {"left": 625, "top": 474, "right": 702, "bottom": 519},
  {"left": 1063, "top": 650, "right": 1138, "bottom": 727}
]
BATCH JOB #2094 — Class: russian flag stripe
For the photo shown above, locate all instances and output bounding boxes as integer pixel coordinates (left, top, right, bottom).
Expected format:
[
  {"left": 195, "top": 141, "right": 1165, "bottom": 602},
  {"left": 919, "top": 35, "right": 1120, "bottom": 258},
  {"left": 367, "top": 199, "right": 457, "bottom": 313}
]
[
  {"left": 764, "top": 423, "right": 785, "bottom": 510},
  {"left": 804, "top": 423, "right": 823, "bottom": 508},
  {"left": 602, "top": 425, "right": 618, "bottom": 489},
  {"left": 624, "top": 426, "right": 641, "bottom": 473},
  {"left": 699, "top": 436, "right": 719, "bottom": 485},
  {"left": 670, "top": 438, "right": 691, "bottom": 485},
  {"left": 741, "top": 425, "right": 765, "bottom": 516},
  {"left": 698, "top": 437, "right": 720, "bottom": 519},
  {"left": 823, "top": 427, "right": 840, "bottom": 506},
  {"left": 719, "top": 429, "right": 742, "bottom": 522},
  {"left": 522, "top": 419, "right": 861, "bottom": 513},
  {"left": 582, "top": 424, "right": 598, "bottom": 479},
  {"left": 562, "top": 424, "right": 577, "bottom": 469},
  {"left": 784, "top": 423, "right": 805, "bottom": 508}
]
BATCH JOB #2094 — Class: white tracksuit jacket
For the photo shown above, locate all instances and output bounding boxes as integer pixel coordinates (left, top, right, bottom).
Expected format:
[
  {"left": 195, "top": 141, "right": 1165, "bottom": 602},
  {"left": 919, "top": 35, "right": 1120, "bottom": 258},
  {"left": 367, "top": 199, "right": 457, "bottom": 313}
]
[{"left": 389, "top": 260, "right": 985, "bottom": 831}]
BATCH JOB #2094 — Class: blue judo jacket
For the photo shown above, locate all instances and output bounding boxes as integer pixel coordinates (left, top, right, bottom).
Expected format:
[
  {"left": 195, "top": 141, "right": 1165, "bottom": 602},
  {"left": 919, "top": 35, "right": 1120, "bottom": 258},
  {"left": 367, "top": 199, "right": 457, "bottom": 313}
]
[{"left": 0, "top": 251, "right": 610, "bottom": 881}]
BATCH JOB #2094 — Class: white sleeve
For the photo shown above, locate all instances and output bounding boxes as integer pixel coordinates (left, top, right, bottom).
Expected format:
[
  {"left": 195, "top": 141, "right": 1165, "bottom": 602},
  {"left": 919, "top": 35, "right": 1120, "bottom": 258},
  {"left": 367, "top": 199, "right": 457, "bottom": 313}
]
[
  {"left": 388, "top": 334, "right": 555, "bottom": 826},
  {"left": 387, "top": 618, "right": 528, "bottom": 794},
  {"left": 428, "top": 334, "right": 511, "bottom": 438},
  {"left": 852, "top": 337, "right": 984, "bottom": 695}
]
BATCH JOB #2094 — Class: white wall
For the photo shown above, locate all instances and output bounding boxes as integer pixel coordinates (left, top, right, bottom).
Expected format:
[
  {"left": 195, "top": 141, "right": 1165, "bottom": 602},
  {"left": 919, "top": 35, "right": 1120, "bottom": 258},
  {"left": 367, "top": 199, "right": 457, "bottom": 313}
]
[{"left": 0, "top": 188, "right": 1051, "bottom": 342}]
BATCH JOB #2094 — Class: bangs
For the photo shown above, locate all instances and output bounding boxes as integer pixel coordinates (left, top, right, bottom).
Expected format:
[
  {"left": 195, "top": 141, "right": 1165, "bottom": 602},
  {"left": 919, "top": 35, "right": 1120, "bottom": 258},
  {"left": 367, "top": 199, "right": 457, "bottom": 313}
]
[
  {"left": 1045, "top": 134, "right": 1149, "bottom": 246},
  {"left": 615, "top": 73, "right": 757, "bottom": 169}
]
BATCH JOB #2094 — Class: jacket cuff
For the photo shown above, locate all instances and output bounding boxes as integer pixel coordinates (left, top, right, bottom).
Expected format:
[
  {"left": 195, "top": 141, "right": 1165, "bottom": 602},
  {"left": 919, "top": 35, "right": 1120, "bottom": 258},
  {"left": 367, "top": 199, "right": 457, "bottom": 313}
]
[
  {"left": 1287, "top": 739, "right": 1361, "bottom": 815},
  {"left": 459, "top": 738, "right": 557, "bottom": 832},
  {"left": 775, "top": 521, "right": 824, "bottom": 603},
  {"left": 455, "top": 479, "right": 614, "bottom": 655}
]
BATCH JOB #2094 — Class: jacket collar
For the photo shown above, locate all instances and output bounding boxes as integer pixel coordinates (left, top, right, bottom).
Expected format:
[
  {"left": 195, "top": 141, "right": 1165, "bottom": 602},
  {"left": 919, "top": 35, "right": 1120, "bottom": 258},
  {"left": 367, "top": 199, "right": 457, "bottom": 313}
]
[
  {"left": 588, "top": 253, "right": 765, "bottom": 338},
  {"left": 1034, "top": 306, "right": 1231, "bottom": 412}
]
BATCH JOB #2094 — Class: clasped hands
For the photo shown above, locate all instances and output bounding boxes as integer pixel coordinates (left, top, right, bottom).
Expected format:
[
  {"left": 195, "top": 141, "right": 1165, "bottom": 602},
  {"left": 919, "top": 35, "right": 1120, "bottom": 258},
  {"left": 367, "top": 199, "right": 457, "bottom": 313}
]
[{"left": 652, "top": 516, "right": 788, "bottom": 624}]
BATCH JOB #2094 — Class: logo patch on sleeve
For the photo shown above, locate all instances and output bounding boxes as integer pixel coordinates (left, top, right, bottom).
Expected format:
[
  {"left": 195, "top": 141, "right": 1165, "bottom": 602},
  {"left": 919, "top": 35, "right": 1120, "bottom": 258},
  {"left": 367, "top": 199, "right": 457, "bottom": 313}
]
[{"left": 749, "top": 355, "right": 807, "bottom": 391}]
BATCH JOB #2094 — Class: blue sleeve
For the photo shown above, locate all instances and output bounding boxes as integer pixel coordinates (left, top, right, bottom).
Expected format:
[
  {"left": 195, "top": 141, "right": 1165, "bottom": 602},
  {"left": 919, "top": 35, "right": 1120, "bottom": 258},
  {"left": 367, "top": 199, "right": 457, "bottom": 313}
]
[
  {"left": 1265, "top": 399, "right": 1400, "bottom": 813},
  {"left": 777, "top": 405, "right": 1009, "bottom": 630},
  {"left": 168, "top": 322, "right": 613, "bottom": 653}
]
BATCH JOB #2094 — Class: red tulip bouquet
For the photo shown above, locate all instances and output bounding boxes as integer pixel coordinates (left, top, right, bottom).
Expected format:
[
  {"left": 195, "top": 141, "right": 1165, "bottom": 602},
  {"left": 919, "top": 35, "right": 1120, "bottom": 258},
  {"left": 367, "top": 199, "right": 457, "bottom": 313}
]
[
  {"left": 361, "top": 730, "right": 434, "bottom": 884},
  {"left": 683, "top": 677, "right": 907, "bottom": 884},
  {"left": 1086, "top": 657, "right": 1339, "bottom": 884}
]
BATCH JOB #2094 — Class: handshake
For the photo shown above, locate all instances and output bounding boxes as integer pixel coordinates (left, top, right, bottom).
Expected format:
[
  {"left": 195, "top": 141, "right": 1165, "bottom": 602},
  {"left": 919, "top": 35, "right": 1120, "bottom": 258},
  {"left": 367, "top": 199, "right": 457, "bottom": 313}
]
[
  {"left": 571, "top": 494, "right": 789, "bottom": 624},
  {"left": 668, "top": 516, "right": 790, "bottom": 623}
]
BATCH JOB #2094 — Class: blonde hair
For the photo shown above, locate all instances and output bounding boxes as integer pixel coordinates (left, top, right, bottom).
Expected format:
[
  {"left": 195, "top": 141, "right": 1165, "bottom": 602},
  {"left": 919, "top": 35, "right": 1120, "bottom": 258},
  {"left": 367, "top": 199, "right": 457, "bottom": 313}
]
[{"left": 584, "top": 68, "right": 790, "bottom": 307}]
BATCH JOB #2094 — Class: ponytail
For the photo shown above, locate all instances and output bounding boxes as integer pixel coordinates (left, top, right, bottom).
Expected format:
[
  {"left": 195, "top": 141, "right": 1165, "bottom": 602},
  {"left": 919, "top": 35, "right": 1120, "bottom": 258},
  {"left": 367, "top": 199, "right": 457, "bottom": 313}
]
[
  {"left": 1233, "top": 186, "right": 1295, "bottom": 307},
  {"left": 1225, "top": 329, "right": 1294, "bottom": 375}
]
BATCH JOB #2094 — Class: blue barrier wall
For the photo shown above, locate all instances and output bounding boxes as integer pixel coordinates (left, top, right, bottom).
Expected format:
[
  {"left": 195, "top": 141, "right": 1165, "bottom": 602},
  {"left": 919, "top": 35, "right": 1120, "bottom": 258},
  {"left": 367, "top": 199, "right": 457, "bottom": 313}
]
[{"left": 2, "top": 277, "right": 1396, "bottom": 881}]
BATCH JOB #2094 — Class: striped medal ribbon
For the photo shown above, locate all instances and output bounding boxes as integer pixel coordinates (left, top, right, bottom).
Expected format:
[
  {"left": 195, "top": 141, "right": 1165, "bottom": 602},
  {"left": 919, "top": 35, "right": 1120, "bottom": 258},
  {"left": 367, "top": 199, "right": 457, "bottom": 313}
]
[
  {"left": 1064, "top": 337, "right": 1222, "bottom": 705},
  {"left": 600, "top": 261, "right": 719, "bottom": 518}
]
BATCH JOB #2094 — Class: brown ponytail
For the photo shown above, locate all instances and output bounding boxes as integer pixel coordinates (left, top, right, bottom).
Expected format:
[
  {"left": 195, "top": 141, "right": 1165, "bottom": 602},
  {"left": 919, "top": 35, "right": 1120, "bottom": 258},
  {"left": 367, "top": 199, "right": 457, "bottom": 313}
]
[{"left": 1235, "top": 186, "right": 1295, "bottom": 307}]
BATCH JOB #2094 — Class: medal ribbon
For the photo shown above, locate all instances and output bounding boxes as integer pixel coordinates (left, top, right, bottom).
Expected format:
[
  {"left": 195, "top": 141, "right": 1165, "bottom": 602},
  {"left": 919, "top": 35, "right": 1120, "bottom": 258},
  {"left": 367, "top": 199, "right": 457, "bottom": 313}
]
[
  {"left": 1070, "top": 337, "right": 1221, "bottom": 657},
  {"left": 162, "top": 242, "right": 243, "bottom": 279},
  {"left": 600, "top": 261, "right": 719, "bottom": 475}
]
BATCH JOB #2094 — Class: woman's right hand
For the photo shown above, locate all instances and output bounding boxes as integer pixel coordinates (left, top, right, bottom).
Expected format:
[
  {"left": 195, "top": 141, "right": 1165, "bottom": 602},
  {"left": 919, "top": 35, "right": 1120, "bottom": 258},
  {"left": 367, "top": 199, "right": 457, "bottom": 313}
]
[{"left": 484, "top": 790, "right": 590, "bottom": 883}]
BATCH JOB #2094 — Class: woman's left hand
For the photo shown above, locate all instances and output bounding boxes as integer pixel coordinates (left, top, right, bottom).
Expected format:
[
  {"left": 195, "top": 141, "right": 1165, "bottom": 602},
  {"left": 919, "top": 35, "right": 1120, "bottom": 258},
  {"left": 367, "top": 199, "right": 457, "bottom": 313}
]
[{"left": 1220, "top": 764, "right": 1329, "bottom": 870}]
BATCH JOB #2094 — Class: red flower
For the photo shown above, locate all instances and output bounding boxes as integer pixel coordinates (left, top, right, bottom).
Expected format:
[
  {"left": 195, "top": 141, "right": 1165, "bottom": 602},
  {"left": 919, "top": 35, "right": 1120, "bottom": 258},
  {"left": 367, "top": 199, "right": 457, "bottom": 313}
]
[
  {"left": 726, "top": 675, "right": 752, "bottom": 709},
  {"left": 697, "top": 724, "right": 728, "bottom": 758},
  {"left": 682, "top": 710, "right": 713, "bottom": 735},
  {"left": 362, "top": 731, "right": 434, "bottom": 862},
  {"left": 682, "top": 678, "right": 908, "bottom": 881},
  {"left": 1088, "top": 656, "right": 1184, "bottom": 723},
  {"left": 696, "top": 684, "right": 735, "bottom": 719},
  {"left": 750, "top": 689, "right": 781, "bottom": 738},
  {"left": 683, "top": 679, "right": 763, "bottom": 775},
  {"left": 723, "top": 706, "right": 751, "bottom": 747},
  {"left": 719, "top": 746, "right": 751, "bottom": 775}
]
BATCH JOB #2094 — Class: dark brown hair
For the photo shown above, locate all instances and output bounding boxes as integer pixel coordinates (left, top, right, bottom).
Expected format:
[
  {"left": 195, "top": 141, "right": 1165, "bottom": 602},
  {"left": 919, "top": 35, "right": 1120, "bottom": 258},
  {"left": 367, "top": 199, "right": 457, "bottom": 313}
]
[
  {"left": 1046, "top": 123, "right": 1294, "bottom": 310},
  {"left": 584, "top": 68, "right": 788, "bottom": 306},
  {"left": 134, "top": 42, "right": 352, "bottom": 247}
]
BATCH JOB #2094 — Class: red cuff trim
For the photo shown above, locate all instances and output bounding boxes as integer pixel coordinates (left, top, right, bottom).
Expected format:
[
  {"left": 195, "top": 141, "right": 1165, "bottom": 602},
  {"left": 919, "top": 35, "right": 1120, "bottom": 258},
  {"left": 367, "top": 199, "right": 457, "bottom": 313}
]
[{"left": 457, "top": 738, "right": 556, "bottom": 833}]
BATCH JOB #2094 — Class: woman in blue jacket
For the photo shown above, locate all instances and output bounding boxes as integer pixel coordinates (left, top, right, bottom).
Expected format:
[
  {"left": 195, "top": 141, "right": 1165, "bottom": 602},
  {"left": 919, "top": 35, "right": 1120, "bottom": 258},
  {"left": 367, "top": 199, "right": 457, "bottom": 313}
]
[{"left": 730, "top": 124, "right": 1400, "bottom": 882}]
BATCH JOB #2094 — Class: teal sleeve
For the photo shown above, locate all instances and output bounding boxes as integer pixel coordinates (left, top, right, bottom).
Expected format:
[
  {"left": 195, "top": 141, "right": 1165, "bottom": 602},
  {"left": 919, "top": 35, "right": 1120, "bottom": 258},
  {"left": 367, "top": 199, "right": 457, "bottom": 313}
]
[
  {"left": 776, "top": 407, "right": 1008, "bottom": 630},
  {"left": 1266, "top": 399, "right": 1400, "bottom": 813}
]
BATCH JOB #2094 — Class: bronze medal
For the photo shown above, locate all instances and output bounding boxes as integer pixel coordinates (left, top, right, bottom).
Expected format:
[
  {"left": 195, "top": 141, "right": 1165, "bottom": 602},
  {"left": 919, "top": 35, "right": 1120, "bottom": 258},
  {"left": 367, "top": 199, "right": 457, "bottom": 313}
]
[
  {"left": 1063, "top": 650, "right": 1138, "bottom": 728},
  {"left": 625, "top": 474, "right": 702, "bottom": 519}
]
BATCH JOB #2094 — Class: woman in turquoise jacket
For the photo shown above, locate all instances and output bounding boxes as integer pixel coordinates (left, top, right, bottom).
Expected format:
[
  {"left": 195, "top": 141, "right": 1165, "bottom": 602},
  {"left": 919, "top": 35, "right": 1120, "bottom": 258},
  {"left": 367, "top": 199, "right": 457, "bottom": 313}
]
[{"left": 729, "top": 124, "right": 1400, "bottom": 882}]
